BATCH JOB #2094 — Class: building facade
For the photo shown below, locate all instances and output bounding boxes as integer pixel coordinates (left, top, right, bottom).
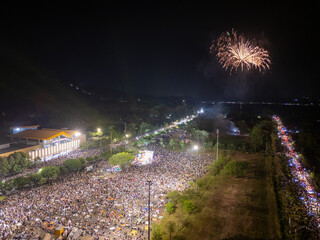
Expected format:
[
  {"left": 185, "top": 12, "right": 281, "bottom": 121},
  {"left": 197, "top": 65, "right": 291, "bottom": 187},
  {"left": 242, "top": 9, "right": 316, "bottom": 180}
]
[{"left": 4, "top": 127, "right": 86, "bottom": 161}]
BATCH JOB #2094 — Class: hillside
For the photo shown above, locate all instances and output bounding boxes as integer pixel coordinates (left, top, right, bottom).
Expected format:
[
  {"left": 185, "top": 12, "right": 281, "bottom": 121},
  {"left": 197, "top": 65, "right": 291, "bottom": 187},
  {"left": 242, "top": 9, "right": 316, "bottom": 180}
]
[{"left": 0, "top": 46, "right": 197, "bottom": 134}]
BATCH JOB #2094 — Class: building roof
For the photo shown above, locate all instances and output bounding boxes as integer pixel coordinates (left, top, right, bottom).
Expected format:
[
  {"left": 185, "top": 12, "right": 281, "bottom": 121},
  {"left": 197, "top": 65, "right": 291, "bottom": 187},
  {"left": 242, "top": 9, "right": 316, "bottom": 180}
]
[
  {"left": 10, "top": 125, "right": 40, "bottom": 129},
  {"left": 41, "top": 128, "right": 79, "bottom": 136},
  {"left": 9, "top": 129, "right": 72, "bottom": 140},
  {"left": 0, "top": 142, "right": 39, "bottom": 155}
]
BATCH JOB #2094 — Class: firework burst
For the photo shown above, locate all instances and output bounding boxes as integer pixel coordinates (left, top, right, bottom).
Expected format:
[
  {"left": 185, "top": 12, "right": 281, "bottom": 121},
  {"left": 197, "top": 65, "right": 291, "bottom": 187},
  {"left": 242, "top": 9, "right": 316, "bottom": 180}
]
[{"left": 211, "top": 29, "right": 271, "bottom": 73}]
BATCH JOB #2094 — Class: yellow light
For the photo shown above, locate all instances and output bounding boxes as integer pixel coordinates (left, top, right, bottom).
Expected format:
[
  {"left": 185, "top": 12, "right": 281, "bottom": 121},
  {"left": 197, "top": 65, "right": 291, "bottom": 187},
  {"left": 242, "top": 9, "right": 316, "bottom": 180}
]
[{"left": 97, "top": 128, "right": 101, "bottom": 132}]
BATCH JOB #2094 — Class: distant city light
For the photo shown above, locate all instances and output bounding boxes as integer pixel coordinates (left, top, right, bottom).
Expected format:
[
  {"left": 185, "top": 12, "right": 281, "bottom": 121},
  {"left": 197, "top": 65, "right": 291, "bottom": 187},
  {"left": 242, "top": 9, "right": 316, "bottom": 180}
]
[{"left": 197, "top": 108, "right": 204, "bottom": 114}]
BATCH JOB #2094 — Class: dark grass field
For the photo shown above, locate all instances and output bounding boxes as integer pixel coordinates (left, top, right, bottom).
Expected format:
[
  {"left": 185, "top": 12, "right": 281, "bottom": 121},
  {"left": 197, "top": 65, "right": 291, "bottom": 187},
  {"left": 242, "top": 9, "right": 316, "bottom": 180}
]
[{"left": 156, "top": 151, "right": 280, "bottom": 240}]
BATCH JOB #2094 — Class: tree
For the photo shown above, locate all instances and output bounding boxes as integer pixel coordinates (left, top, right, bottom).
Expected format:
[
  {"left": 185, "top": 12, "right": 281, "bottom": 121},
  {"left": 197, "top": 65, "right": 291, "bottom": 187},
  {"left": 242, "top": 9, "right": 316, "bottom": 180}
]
[
  {"left": 169, "top": 139, "right": 175, "bottom": 150},
  {"left": 182, "top": 200, "right": 195, "bottom": 213},
  {"left": 224, "top": 161, "right": 249, "bottom": 177},
  {"left": 0, "top": 157, "right": 9, "bottom": 178},
  {"left": 39, "top": 166, "right": 61, "bottom": 181},
  {"left": 0, "top": 180, "right": 13, "bottom": 195},
  {"left": 13, "top": 177, "right": 30, "bottom": 189},
  {"left": 152, "top": 223, "right": 163, "bottom": 240},
  {"left": 89, "top": 129, "right": 103, "bottom": 137},
  {"left": 33, "top": 156, "right": 41, "bottom": 167},
  {"left": 166, "top": 221, "right": 176, "bottom": 240},
  {"left": 108, "top": 125, "right": 122, "bottom": 142},
  {"left": 79, "top": 158, "right": 86, "bottom": 166},
  {"left": 204, "top": 140, "right": 213, "bottom": 149},
  {"left": 63, "top": 158, "right": 86, "bottom": 172},
  {"left": 179, "top": 141, "right": 185, "bottom": 150},
  {"left": 86, "top": 157, "right": 95, "bottom": 163},
  {"left": 208, "top": 152, "right": 229, "bottom": 176},
  {"left": 101, "top": 150, "right": 112, "bottom": 160},
  {"left": 167, "top": 190, "right": 181, "bottom": 206},
  {"left": 6, "top": 152, "right": 31, "bottom": 176},
  {"left": 13, "top": 152, "right": 31, "bottom": 168},
  {"left": 159, "top": 139, "right": 165, "bottom": 148},
  {"left": 109, "top": 152, "right": 135, "bottom": 170},
  {"left": 0, "top": 180, "right": 6, "bottom": 195},
  {"left": 250, "top": 120, "right": 274, "bottom": 152},
  {"left": 127, "top": 123, "right": 139, "bottom": 136},
  {"left": 139, "top": 122, "right": 153, "bottom": 134},
  {"left": 192, "top": 129, "right": 209, "bottom": 144},
  {"left": 166, "top": 202, "right": 175, "bottom": 214},
  {"left": 137, "top": 137, "right": 151, "bottom": 146},
  {"left": 29, "top": 173, "right": 42, "bottom": 185}
]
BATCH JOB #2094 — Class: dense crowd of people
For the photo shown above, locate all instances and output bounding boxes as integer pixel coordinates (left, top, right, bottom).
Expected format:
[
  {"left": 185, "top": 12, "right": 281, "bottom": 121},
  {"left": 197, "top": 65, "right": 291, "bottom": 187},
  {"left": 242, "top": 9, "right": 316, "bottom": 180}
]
[
  {"left": 4, "top": 148, "right": 102, "bottom": 182},
  {"left": 0, "top": 144, "right": 213, "bottom": 239}
]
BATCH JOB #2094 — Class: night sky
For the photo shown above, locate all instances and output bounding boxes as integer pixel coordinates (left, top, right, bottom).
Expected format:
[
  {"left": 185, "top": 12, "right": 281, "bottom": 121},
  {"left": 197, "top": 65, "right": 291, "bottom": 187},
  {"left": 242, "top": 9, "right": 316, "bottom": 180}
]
[{"left": 1, "top": 2, "right": 319, "bottom": 100}]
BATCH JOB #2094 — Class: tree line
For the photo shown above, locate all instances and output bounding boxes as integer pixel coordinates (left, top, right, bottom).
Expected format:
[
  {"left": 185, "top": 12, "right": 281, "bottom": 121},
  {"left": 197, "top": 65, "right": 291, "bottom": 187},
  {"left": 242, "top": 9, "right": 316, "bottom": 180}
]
[{"left": 0, "top": 148, "right": 135, "bottom": 195}]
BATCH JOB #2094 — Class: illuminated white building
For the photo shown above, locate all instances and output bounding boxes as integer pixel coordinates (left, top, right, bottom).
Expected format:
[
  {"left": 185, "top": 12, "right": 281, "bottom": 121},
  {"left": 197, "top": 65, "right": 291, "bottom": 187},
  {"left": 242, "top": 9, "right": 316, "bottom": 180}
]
[{"left": 7, "top": 127, "right": 86, "bottom": 161}]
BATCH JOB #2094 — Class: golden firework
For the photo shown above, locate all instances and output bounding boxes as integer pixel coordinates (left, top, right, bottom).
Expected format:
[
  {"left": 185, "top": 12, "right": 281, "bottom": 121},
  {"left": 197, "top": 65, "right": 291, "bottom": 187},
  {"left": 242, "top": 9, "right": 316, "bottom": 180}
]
[{"left": 211, "top": 29, "right": 271, "bottom": 73}]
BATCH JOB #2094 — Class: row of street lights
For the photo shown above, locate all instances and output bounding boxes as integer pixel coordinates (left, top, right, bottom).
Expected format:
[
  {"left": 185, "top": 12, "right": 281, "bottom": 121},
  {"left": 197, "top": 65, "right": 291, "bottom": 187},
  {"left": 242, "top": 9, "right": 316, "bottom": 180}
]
[{"left": 96, "top": 125, "right": 218, "bottom": 239}]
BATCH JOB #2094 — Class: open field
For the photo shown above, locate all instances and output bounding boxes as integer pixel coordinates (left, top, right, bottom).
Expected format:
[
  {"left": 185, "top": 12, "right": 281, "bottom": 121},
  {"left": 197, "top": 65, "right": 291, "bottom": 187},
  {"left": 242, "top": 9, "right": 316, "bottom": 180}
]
[{"left": 156, "top": 151, "right": 280, "bottom": 240}]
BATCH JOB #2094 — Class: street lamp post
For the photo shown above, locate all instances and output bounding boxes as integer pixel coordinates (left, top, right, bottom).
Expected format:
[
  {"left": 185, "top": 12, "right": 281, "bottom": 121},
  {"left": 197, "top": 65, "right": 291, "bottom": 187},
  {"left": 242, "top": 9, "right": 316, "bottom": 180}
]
[{"left": 146, "top": 180, "right": 152, "bottom": 240}]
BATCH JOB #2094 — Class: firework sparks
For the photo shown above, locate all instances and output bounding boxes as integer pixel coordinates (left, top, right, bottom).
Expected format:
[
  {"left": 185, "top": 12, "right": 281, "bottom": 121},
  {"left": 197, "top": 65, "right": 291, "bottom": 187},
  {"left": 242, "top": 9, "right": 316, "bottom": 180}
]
[{"left": 211, "top": 29, "right": 271, "bottom": 73}]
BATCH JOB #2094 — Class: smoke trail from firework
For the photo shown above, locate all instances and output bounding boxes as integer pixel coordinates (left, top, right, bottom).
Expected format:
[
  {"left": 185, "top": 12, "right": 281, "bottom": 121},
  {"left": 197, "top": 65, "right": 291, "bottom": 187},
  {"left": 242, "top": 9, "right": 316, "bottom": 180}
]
[{"left": 210, "top": 29, "right": 271, "bottom": 73}]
